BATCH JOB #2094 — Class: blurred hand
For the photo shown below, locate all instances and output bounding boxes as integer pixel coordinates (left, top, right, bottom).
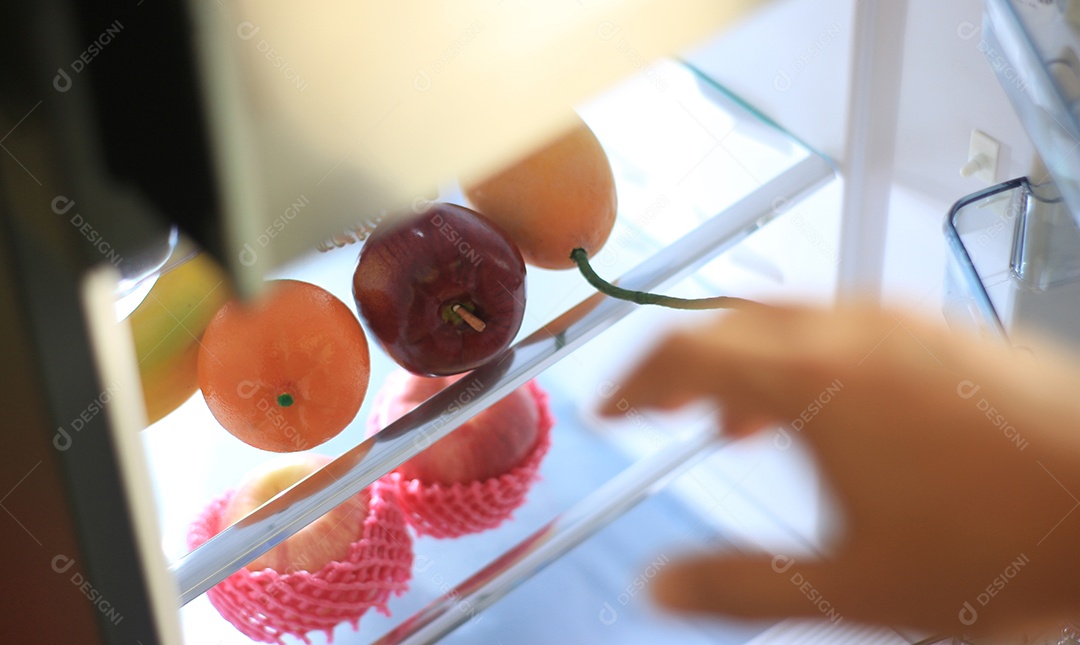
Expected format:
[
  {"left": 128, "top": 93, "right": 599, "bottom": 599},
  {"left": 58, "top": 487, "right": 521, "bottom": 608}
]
[{"left": 600, "top": 303, "right": 1080, "bottom": 639}]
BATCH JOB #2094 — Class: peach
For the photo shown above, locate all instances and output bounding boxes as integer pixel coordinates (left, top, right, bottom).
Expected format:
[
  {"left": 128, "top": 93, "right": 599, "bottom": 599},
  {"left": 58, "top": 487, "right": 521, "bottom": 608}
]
[{"left": 465, "top": 115, "right": 617, "bottom": 270}]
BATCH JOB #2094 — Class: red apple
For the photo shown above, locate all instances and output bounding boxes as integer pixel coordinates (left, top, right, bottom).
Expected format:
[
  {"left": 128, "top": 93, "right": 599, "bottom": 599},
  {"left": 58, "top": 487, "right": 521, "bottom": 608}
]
[
  {"left": 223, "top": 454, "right": 366, "bottom": 573},
  {"left": 353, "top": 203, "right": 527, "bottom": 376},
  {"left": 375, "top": 370, "right": 540, "bottom": 485}
]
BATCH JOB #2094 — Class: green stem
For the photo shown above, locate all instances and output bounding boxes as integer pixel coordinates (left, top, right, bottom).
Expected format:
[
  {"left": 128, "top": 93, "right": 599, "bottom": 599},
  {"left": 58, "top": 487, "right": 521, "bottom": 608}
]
[
  {"left": 277, "top": 393, "right": 295, "bottom": 407},
  {"left": 570, "top": 248, "right": 759, "bottom": 310}
]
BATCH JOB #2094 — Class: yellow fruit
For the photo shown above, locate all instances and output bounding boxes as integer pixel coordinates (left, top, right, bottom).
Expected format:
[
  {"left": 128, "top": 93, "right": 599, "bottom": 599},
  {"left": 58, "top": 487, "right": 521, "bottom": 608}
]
[
  {"left": 130, "top": 252, "right": 233, "bottom": 426},
  {"left": 465, "top": 115, "right": 618, "bottom": 270}
]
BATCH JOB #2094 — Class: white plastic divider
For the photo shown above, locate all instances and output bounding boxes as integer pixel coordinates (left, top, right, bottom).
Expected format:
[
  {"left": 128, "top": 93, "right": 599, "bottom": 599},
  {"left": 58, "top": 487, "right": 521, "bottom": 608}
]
[{"left": 836, "top": 0, "right": 909, "bottom": 300}]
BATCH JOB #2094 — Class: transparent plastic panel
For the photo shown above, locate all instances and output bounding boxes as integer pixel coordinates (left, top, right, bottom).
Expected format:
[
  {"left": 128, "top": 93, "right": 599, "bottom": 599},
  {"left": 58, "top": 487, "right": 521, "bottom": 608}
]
[{"left": 944, "top": 177, "right": 1080, "bottom": 349}]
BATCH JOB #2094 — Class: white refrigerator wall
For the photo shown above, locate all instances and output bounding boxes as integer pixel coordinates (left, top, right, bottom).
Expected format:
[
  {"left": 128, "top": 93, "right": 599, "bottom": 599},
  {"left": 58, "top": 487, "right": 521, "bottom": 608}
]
[
  {"left": 688, "top": 0, "right": 1039, "bottom": 311},
  {"left": 692, "top": 0, "right": 1035, "bottom": 201},
  {"left": 893, "top": 0, "right": 1037, "bottom": 203}
]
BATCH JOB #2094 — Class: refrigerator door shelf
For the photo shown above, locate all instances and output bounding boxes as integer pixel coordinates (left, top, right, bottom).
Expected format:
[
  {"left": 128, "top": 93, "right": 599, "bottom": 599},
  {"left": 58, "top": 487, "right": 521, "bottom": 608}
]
[
  {"left": 984, "top": 0, "right": 1080, "bottom": 225},
  {"left": 944, "top": 177, "right": 1080, "bottom": 350}
]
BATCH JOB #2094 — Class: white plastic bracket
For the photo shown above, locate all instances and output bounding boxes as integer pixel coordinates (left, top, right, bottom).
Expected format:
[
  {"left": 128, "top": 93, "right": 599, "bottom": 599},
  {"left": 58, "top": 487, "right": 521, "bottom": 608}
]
[{"left": 960, "top": 129, "right": 1000, "bottom": 184}]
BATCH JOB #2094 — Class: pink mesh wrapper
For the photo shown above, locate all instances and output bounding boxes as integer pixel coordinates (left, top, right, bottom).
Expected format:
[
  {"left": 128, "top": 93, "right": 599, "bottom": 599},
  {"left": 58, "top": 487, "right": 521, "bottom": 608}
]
[
  {"left": 186, "top": 482, "right": 412, "bottom": 644},
  {"left": 371, "top": 380, "right": 554, "bottom": 539}
]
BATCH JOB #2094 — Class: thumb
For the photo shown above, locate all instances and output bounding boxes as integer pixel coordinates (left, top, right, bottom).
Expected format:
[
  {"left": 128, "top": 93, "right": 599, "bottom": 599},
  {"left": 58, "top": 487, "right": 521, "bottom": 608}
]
[{"left": 652, "top": 553, "right": 849, "bottom": 622}]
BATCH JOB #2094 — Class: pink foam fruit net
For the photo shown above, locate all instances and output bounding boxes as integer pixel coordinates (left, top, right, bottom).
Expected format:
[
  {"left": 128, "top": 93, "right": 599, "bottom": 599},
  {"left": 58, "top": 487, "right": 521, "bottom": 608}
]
[
  {"left": 187, "top": 481, "right": 413, "bottom": 644},
  {"left": 371, "top": 379, "right": 554, "bottom": 539}
]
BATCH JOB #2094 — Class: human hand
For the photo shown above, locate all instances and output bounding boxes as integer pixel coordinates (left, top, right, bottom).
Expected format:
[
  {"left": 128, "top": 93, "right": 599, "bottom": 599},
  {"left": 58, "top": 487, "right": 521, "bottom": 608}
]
[{"left": 600, "top": 303, "right": 1080, "bottom": 639}]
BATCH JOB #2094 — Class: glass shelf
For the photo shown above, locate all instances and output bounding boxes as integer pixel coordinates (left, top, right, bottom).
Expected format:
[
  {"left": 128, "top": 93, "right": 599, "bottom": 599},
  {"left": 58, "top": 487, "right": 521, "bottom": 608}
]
[{"left": 142, "top": 59, "right": 835, "bottom": 643}]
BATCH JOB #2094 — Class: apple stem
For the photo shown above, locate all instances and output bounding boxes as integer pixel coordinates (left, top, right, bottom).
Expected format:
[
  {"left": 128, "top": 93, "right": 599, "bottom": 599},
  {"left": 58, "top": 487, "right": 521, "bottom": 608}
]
[
  {"left": 570, "top": 248, "right": 760, "bottom": 310},
  {"left": 452, "top": 304, "right": 487, "bottom": 332},
  {"left": 277, "top": 393, "right": 295, "bottom": 407}
]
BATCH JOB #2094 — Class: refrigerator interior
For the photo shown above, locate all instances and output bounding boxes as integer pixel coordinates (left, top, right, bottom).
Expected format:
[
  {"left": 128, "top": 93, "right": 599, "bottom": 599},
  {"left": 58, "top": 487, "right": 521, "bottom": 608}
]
[
  {"left": 144, "top": 56, "right": 844, "bottom": 644},
  {"left": 17, "top": 0, "right": 1074, "bottom": 642},
  {"left": 146, "top": 0, "right": 1066, "bottom": 642}
]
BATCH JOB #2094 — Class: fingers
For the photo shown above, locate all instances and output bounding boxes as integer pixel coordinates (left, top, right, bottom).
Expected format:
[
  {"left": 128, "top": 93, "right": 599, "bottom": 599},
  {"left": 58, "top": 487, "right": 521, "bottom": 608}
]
[
  {"left": 596, "top": 303, "right": 956, "bottom": 441},
  {"left": 596, "top": 305, "right": 828, "bottom": 432},
  {"left": 653, "top": 553, "right": 850, "bottom": 623},
  {"left": 599, "top": 313, "right": 776, "bottom": 412},
  {"left": 721, "top": 408, "right": 785, "bottom": 440},
  {"left": 596, "top": 325, "right": 728, "bottom": 416}
]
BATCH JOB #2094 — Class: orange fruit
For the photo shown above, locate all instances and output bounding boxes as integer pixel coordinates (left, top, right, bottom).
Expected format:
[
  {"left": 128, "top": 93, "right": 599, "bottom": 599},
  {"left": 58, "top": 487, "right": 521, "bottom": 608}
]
[
  {"left": 465, "top": 114, "right": 617, "bottom": 270},
  {"left": 197, "top": 279, "right": 370, "bottom": 452}
]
